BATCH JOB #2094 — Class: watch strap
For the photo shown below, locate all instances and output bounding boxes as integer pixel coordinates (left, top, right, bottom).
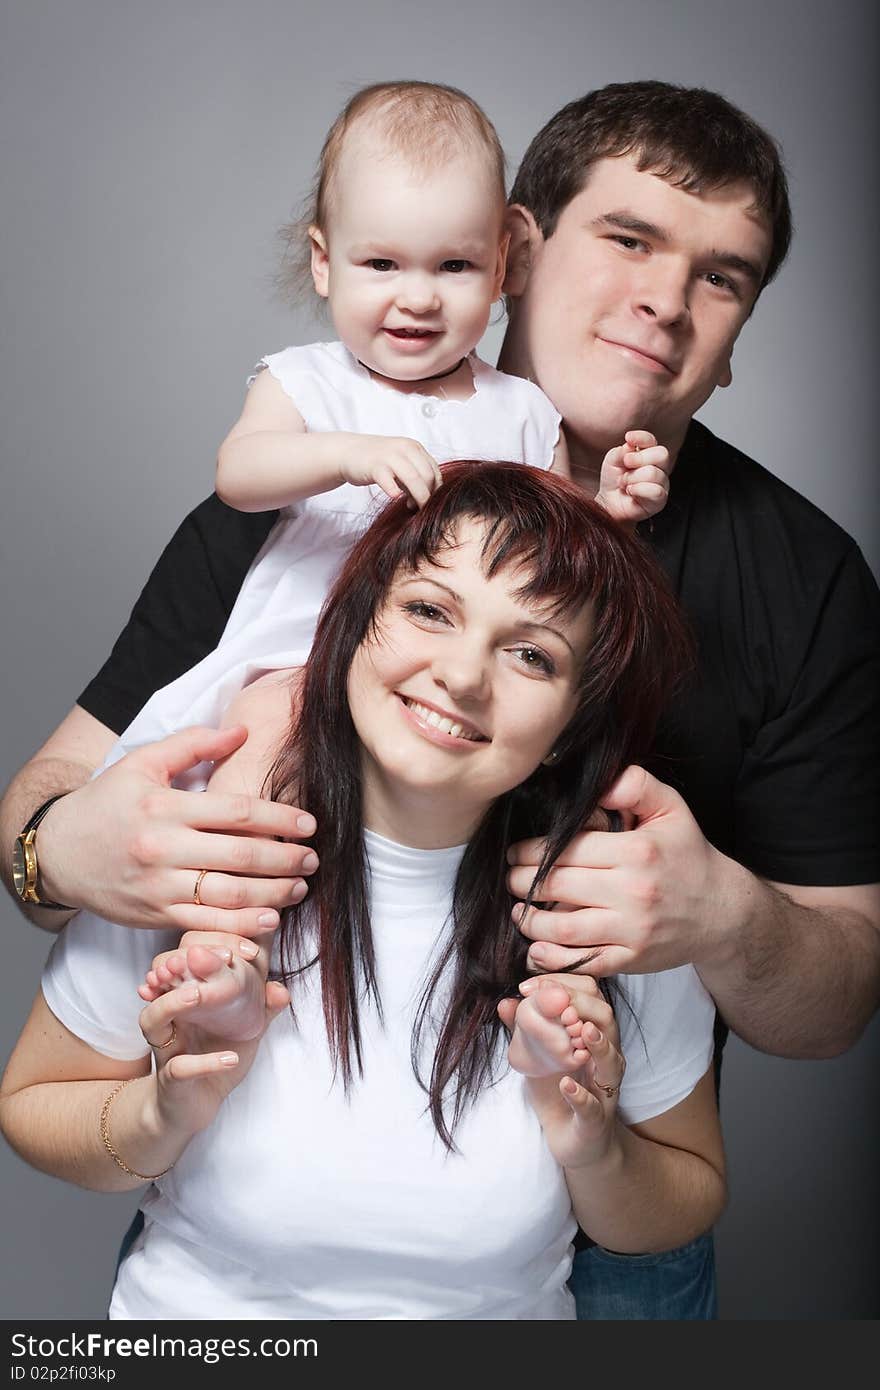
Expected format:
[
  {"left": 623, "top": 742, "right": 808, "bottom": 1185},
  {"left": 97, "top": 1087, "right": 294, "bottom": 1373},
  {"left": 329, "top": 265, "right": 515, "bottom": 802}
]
[{"left": 18, "top": 794, "right": 74, "bottom": 909}]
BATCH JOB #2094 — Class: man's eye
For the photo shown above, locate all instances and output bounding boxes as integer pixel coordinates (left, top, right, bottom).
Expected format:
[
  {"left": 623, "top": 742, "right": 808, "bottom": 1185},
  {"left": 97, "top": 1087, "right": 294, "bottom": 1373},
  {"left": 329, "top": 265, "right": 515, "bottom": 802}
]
[
  {"left": 513, "top": 646, "right": 555, "bottom": 676},
  {"left": 440, "top": 259, "right": 470, "bottom": 273},
  {"left": 705, "top": 270, "right": 737, "bottom": 294},
  {"left": 612, "top": 236, "right": 643, "bottom": 252},
  {"left": 367, "top": 259, "right": 395, "bottom": 272}
]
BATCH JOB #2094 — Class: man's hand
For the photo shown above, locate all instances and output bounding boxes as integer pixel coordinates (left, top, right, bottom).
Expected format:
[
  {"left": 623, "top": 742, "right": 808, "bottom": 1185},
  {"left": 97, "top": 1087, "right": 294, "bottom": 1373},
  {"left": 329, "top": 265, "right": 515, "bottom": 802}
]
[
  {"left": 507, "top": 765, "right": 736, "bottom": 977},
  {"left": 36, "top": 725, "right": 317, "bottom": 934}
]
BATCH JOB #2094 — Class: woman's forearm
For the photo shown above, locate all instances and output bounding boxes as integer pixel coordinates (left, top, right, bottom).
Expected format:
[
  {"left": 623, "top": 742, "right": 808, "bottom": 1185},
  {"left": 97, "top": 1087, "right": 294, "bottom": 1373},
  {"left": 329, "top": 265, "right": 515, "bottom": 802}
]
[
  {"left": 0, "top": 1073, "right": 195, "bottom": 1193},
  {"left": 565, "top": 1120, "right": 725, "bottom": 1252}
]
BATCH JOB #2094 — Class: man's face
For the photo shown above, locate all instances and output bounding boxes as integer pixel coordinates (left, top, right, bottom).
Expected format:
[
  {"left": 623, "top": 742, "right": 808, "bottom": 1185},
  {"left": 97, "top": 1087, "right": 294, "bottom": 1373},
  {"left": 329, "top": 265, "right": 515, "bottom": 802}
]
[{"left": 505, "top": 155, "right": 772, "bottom": 460}]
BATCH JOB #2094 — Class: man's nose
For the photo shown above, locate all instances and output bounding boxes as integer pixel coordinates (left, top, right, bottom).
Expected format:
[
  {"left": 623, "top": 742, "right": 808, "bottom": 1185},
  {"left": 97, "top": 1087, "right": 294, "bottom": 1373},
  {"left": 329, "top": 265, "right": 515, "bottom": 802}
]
[
  {"left": 633, "top": 261, "right": 690, "bottom": 327},
  {"left": 395, "top": 273, "right": 441, "bottom": 314}
]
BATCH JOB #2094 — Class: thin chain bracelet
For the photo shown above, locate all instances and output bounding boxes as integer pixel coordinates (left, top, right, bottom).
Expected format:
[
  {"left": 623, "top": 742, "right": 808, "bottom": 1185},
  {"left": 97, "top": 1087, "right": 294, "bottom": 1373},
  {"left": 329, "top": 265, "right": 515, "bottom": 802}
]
[{"left": 99, "top": 1078, "right": 172, "bottom": 1182}]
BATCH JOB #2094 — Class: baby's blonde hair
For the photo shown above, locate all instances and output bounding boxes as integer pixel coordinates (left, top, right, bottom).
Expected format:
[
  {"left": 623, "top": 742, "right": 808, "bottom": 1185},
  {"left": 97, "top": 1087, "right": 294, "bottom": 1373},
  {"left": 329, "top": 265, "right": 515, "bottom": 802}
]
[{"left": 278, "top": 80, "right": 507, "bottom": 304}]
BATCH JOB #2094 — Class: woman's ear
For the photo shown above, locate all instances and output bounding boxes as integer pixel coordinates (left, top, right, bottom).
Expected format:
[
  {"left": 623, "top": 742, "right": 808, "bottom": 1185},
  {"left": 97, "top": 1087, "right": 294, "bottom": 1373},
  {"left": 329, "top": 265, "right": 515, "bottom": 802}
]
[
  {"left": 309, "top": 226, "right": 330, "bottom": 298},
  {"left": 503, "top": 205, "right": 543, "bottom": 298}
]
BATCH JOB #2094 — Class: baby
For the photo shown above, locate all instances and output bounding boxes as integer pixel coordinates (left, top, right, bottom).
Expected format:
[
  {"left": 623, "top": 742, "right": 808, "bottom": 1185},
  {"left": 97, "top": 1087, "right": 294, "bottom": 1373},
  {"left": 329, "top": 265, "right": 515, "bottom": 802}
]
[{"left": 104, "top": 81, "right": 669, "bottom": 771}]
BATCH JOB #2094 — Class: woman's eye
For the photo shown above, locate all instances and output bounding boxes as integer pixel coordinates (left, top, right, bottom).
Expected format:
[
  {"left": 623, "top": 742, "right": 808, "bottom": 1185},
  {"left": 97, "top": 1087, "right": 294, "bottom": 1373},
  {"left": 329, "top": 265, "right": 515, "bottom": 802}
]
[
  {"left": 403, "top": 599, "right": 448, "bottom": 623},
  {"left": 440, "top": 259, "right": 470, "bottom": 273},
  {"left": 367, "top": 259, "right": 395, "bottom": 272},
  {"left": 513, "top": 646, "right": 555, "bottom": 676}
]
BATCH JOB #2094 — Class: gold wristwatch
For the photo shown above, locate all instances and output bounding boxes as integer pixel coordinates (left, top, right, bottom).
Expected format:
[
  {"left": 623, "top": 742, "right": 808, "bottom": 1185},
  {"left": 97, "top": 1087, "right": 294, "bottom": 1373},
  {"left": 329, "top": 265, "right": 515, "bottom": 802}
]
[{"left": 12, "top": 794, "right": 74, "bottom": 909}]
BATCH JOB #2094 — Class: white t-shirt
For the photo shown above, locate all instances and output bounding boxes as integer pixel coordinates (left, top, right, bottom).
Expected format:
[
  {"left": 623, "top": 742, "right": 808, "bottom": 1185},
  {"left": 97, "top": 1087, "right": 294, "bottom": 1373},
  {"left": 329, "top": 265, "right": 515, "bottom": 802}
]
[
  {"left": 42, "top": 830, "right": 716, "bottom": 1321},
  {"left": 96, "top": 342, "right": 561, "bottom": 782}
]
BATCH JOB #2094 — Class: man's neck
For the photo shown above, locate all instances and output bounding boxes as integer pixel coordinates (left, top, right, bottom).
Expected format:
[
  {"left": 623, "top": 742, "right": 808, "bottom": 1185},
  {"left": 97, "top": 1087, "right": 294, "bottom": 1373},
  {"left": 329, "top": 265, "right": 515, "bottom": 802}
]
[{"left": 498, "top": 329, "right": 688, "bottom": 496}]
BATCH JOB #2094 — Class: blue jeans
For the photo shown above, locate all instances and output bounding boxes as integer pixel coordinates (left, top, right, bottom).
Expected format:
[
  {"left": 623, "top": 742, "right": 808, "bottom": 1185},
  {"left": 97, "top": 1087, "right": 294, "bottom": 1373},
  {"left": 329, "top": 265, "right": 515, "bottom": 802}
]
[{"left": 568, "top": 1232, "right": 717, "bottom": 1320}]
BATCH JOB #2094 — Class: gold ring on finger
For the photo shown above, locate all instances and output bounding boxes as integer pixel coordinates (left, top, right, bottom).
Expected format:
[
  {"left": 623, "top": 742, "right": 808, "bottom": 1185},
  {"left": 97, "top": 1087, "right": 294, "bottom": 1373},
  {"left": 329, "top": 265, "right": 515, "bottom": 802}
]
[
  {"left": 596, "top": 1080, "right": 619, "bottom": 1098},
  {"left": 193, "top": 869, "right": 209, "bottom": 906},
  {"left": 151, "top": 1022, "right": 177, "bottom": 1050}
]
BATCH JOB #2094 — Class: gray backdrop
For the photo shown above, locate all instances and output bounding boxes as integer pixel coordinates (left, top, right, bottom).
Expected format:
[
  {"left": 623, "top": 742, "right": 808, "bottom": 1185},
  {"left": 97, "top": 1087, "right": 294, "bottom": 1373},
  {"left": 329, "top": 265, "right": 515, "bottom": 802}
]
[{"left": 1, "top": 0, "right": 877, "bottom": 1321}]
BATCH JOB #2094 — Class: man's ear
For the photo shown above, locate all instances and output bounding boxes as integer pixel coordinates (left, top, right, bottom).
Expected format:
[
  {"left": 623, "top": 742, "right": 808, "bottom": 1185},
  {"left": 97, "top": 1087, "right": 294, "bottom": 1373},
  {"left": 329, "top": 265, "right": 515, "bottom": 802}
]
[
  {"left": 309, "top": 225, "right": 330, "bottom": 298},
  {"left": 503, "top": 205, "right": 543, "bottom": 298},
  {"left": 492, "top": 228, "right": 511, "bottom": 300},
  {"left": 717, "top": 352, "right": 733, "bottom": 389}
]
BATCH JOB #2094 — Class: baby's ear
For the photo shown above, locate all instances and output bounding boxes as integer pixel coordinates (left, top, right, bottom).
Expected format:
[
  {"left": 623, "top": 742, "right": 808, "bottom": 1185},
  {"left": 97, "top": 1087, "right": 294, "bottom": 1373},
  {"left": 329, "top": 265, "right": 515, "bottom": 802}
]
[{"left": 309, "top": 226, "right": 330, "bottom": 298}]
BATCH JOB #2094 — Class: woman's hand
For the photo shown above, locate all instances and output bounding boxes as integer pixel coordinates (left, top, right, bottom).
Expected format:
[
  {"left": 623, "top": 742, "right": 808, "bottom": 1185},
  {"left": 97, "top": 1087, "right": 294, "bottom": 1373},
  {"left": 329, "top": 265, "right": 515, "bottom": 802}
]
[
  {"left": 516, "top": 973, "right": 626, "bottom": 1172},
  {"left": 138, "top": 962, "right": 289, "bottom": 1142}
]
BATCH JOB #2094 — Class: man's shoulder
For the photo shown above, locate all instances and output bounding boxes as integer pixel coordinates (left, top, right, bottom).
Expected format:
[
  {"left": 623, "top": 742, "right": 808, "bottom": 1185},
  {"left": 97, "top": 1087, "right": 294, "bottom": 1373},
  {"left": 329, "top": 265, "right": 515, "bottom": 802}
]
[{"left": 682, "top": 420, "right": 861, "bottom": 563}]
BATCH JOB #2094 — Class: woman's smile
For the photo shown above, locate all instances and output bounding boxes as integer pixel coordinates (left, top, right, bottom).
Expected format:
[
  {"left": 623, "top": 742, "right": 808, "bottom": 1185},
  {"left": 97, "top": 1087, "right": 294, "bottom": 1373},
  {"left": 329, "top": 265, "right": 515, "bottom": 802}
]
[{"left": 397, "top": 693, "right": 490, "bottom": 746}]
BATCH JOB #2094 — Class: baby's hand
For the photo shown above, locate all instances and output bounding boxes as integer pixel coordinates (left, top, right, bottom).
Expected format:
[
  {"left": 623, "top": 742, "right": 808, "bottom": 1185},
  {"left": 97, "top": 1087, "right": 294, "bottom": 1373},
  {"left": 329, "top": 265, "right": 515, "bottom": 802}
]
[
  {"left": 138, "top": 930, "right": 278, "bottom": 1043},
  {"left": 339, "top": 433, "right": 442, "bottom": 509},
  {"left": 595, "top": 430, "right": 671, "bottom": 527},
  {"left": 498, "top": 978, "right": 590, "bottom": 1078}
]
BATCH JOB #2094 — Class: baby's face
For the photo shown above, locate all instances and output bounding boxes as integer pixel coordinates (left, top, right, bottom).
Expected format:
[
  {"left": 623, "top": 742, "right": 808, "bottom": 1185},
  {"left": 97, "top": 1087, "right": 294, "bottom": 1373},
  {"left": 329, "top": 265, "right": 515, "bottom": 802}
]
[{"left": 311, "top": 136, "right": 507, "bottom": 383}]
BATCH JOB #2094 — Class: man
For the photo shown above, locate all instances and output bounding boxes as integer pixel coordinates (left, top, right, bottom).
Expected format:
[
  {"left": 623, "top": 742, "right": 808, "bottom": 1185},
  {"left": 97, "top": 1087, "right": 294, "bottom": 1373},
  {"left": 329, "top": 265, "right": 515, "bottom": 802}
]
[{"left": 3, "top": 82, "right": 879, "bottom": 1319}]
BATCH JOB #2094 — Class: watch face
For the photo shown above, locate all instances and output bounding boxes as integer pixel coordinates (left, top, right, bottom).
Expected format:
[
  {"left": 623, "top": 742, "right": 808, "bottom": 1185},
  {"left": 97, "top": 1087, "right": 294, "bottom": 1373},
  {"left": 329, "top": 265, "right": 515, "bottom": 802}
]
[{"left": 12, "top": 838, "right": 26, "bottom": 896}]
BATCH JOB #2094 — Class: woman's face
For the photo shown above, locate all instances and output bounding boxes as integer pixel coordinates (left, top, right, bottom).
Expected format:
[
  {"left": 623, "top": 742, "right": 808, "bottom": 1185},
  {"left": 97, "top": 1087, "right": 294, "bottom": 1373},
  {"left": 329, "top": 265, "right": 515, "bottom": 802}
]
[{"left": 347, "top": 518, "right": 595, "bottom": 845}]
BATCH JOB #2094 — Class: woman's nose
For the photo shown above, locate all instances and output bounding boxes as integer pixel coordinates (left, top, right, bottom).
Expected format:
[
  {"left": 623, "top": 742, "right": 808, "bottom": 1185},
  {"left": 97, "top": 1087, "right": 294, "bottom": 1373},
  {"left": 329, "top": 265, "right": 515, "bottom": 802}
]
[{"left": 431, "top": 641, "right": 490, "bottom": 703}]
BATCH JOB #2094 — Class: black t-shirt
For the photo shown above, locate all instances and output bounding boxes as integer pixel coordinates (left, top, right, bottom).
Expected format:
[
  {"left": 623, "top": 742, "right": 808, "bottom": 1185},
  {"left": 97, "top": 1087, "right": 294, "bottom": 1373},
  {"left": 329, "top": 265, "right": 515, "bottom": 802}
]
[{"left": 78, "top": 419, "right": 880, "bottom": 891}]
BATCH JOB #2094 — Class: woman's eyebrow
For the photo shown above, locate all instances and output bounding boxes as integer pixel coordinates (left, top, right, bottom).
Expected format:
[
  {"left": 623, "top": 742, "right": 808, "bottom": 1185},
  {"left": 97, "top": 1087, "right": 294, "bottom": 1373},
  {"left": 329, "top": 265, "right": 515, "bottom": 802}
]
[
  {"left": 400, "top": 575, "right": 462, "bottom": 602},
  {"left": 516, "top": 619, "right": 574, "bottom": 655}
]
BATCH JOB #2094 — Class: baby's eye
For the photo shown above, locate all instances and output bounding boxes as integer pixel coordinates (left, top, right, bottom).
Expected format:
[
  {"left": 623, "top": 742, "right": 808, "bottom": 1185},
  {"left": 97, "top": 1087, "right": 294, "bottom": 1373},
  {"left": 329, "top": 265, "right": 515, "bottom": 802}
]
[
  {"left": 512, "top": 646, "right": 555, "bottom": 676},
  {"left": 367, "top": 258, "right": 396, "bottom": 272},
  {"left": 440, "top": 259, "right": 471, "bottom": 273}
]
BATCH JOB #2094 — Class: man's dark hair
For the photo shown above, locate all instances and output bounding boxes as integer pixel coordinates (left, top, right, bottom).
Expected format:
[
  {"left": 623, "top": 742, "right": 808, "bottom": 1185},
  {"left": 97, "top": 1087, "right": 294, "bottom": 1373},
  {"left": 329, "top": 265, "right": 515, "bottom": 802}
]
[{"left": 510, "top": 81, "right": 792, "bottom": 290}]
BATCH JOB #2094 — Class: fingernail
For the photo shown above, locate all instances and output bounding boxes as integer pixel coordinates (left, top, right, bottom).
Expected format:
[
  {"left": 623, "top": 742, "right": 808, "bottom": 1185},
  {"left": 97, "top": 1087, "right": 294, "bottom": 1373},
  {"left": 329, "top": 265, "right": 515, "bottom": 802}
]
[
  {"left": 219, "top": 1052, "right": 238, "bottom": 1066},
  {"left": 518, "top": 978, "right": 537, "bottom": 995},
  {"left": 511, "top": 903, "right": 525, "bottom": 923},
  {"left": 297, "top": 814, "right": 316, "bottom": 835},
  {"left": 561, "top": 1077, "right": 577, "bottom": 1095},
  {"left": 529, "top": 946, "right": 546, "bottom": 965},
  {"left": 239, "top": 940, "right": 259, "bottom": 958},
  {"left": 257, "top": 911, "right": 279, "bottom": 928},
  {"left": 291, "top": 880, "right": 308, "bottom": 903},
  {"left": 585, "top": 1024, "right": 601, "bottom": 1042},
  {"left": 182, "top": 987, "right": 199, "bottom": 1003},
  {"left": 506, "top": 847, "right": 517, "bottom": 865},
  {"left": 302, "top": 852, "right": 319, "bottom": 873},
  {"left": 212, "top": 948, "right": 233, "bottom": 964}
]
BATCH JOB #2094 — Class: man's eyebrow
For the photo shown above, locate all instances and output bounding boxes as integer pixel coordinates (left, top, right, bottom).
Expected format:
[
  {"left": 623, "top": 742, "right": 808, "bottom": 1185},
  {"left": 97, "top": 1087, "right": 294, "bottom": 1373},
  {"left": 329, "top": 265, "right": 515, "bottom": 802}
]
[
  {"left": 592, "top": 211, "right": 669, "bottom": 241},
  {"left": 706, "top": 250, "right": 763, "bottom": 284},
  {"left": 593, "top": 211, "right": 763, "bottom": 283}
]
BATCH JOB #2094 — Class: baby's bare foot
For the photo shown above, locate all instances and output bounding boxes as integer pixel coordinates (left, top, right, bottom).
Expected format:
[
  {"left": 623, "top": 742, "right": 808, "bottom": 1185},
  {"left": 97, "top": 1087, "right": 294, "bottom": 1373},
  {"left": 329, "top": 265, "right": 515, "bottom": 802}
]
[
  {"left": 499, "top": 979, "right": 589, "bottom": 1078},
  {"left": 139, "top": 944, "right": 268, "bottom": 1042}
]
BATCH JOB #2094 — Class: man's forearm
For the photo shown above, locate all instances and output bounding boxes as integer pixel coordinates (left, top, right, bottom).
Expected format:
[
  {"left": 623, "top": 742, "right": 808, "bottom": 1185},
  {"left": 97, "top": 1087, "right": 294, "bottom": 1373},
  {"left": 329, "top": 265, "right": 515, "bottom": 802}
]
[
  {"left": 698, "top": 862, "right": 880, "bottom": 1059},
  {"left": 0, "top": 756, "right": 92, "bottom": 932}
]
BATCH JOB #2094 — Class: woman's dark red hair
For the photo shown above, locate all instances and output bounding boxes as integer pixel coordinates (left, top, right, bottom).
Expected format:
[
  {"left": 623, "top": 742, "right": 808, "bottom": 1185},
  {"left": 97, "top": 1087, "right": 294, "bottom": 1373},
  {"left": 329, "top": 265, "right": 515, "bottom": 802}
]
[{"left": 269, "top": 462, "right": 692, "bottom": 1146}]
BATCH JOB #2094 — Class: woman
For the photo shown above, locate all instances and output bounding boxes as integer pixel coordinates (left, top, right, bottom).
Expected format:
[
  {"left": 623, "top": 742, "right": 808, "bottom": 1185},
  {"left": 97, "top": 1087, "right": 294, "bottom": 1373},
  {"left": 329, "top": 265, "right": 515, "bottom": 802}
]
[{"left": 0, "top": 462, "right": 722, "bottom": 1320}]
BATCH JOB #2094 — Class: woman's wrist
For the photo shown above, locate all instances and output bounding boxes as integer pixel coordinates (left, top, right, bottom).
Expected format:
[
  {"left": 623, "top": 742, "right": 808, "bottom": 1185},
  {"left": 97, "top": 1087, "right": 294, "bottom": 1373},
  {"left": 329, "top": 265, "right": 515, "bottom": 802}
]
[
  {"left": 563, "top": 1118, "right": 625, "bottom": 1177},
  {"left": 107, "top": 1073, "right": 198, "bottom": 1180}
]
